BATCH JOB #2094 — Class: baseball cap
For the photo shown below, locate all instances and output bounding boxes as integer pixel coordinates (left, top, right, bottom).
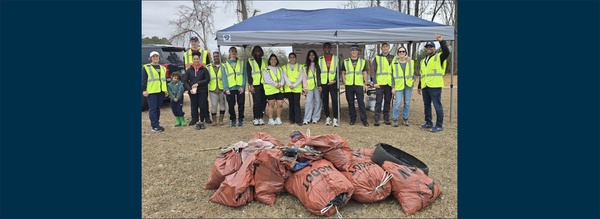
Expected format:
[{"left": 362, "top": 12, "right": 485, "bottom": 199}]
[
  {"left": 424, "top": 41, "right": 436, "bottom": 48},
  {"left": 190, "top": 36, "right": 199, "bottom": 41},
  {"left": 350, "top": 45, "right": 359, "bottom": 50},
  {"left": 148, "top": 51, "right": 161, "bottom": 60}
]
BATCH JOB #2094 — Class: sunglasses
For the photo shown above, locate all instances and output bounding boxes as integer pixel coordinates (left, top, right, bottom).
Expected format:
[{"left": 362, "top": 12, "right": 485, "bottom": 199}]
[{"left": 398, "top": 51, "right": 407, "bottom": 53}]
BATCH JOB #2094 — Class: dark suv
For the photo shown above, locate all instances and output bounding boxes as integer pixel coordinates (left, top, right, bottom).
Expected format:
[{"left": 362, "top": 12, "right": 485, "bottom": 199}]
[{"left": 141, "top": 44, "right": 186, "bottom": 110}]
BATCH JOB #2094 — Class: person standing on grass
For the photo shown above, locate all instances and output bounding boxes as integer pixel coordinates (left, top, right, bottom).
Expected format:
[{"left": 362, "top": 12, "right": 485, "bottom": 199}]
[
  {"left": 283, "top": 52, "right": 307, "bottom": 126},
  {"left": 247, "top": 45, "right": 268, "bottom": 126},
  {"left": 263, "top": 54, "right": 285, "bottom": 125},
  {"left": 417, "top": 33, "right": 450, "bottom": 133},
  {"left": 168, "top": 72, "right": 186, "bottom": 127},
  {"left": 318, "top": 42, "right": 340, "bottom": 127},
  {"left": 341, "top": 45, "right": 370, "bottom": 127},
  {"left": 142, "top": 51, "right": 169, "bottom": 132},
  {"left": 183, "top": 52, "right": 210, "bottom": 130},
  {"left": 302, "top": 50, "right": 322, "bottom": 125},
  {"left": 391, "top": 46, "right": 414, "bottom": 127},
  {"left": 184, "top": 36, "right": 212, "bottom": 124},
  {"left": 372, "top": 42, "right": 394, "bottom": 126},
  {"left": 207, "top": 51, "right": 226, "bottom": 126},
  {"left": 222, "top": 47, "right": 246, "bottom": 127}
]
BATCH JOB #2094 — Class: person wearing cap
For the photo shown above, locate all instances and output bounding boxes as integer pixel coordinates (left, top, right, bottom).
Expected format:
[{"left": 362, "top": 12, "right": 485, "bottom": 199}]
[
  {"left": 183, "top": 52, "right": 210, "bottom": 130},
  {"left": 391, "top": 46, "right": 415, "bottom": 127},
  {"left": 282, "top": 52, "right": 307, "bottom": 126},
  {"left": 207, "top": 51, "right": 227, "bottom": 126},
  {"left": 246, "top": 45, "right": 268, "bottom": 126},
  {"left": 371, "top": 42, "right": 395, "bottom": 126},
  {"left": 184, "top": 36, "right": 212, "bottom": 124},
  {"left": 222, "top": 47, "right": 246, "bottom": 127},
  {"left": 302, "top": 50, "right": 322, "bottom": 125},
  {"left": 142, "top": 51, "right": 169, "bottom": 132},
  {"left": 318, "top": 42, "right": 340, "bottom": 127},
  {"left": 416, "top": 33, "right": 450, "bottom": 133},
  {"left": 341, "top": 45, "right": 369, "bottom": 127}
]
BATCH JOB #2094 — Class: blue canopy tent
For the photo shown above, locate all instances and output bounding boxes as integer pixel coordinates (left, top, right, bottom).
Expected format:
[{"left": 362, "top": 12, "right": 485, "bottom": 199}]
[{"left": 216, "top": 7, "right": 456, "bottom": 126}]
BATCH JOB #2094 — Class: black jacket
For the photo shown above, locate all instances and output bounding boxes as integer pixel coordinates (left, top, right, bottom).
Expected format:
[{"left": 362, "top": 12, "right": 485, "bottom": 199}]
[{"left": 183, "top": 65, "right": 210, "bottom": 93}]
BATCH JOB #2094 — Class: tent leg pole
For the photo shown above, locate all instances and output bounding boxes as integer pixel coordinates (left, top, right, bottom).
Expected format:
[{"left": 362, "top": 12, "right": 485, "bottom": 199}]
[
  {"left": 336, "top": 42, "right": 341, "bottom": 126},
  {"left": 450, "top": 40, "right": 455, "bottom": 123},
  {"left": 244, "top": 45, "right": 251, "bottom": 111}
]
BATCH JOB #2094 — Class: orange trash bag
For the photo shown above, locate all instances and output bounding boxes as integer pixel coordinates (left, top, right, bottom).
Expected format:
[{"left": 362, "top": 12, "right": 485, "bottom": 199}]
[
  {"left": 209, "top": 153, "right": 256, "bottom": 207},
  {"left": 303, "top": 134, "right": 353, "bottom": 171},
  {"left": 352, "top": 148, "right": 374, "bottom": 161},
  {"left": 382, "top": 161, "right": 442, "bottom": 216},
  {"left": 252, "top": 132, "right": 284, "bottom": 146},
  {"left": 284, "top": 159, "right": 355, "bottom": 217},
  {"left": 288, "top": 131, "right": 322, "bottom": 163},
  {"left": 341, "top": 159, "right": 392, "bottom": 203},
  {"left": 252, "top": 149, "right": 292, "bottom": 206},
  {"left": 203, "top": 150, "right": 243, "bottom": 190}
]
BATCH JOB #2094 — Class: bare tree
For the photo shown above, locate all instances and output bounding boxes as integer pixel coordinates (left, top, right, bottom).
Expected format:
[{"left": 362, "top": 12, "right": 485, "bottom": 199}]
[
  {"left": 340, "top": 0, "right": 364, "bottom": 9},
  {"left": 168, "top": 0, "right": 217, "bottom": 50},
  {"left": 222, "top": 0, "right": 260, "bottom": 23},
  {"left": 428, "top": 0, "right": 446, "bottom": 22}
]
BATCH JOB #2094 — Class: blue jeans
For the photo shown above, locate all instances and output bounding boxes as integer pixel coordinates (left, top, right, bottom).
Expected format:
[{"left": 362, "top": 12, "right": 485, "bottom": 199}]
[
  {"left": 422, "top": 87, "right": 443, "bottom": 128},
  {"left": 147, "top": 92, "right": 165, "bottom": 128},
  {"left": 170, "top": 96, "right": 185, "bottom": 117},
  {"left": 393, "top": 86, "right": 413, "bottom": 119}
]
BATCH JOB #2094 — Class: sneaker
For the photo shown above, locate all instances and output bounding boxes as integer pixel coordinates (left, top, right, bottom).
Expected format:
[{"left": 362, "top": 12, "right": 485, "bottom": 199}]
[
  {"left": 253, "top": 119, "right": 259, "bottom": 126},
  {"left": 349, "top": 120, "right": 355, "bottom": 125},
  {"left": 421, "top": 124, "right": 433, "bottom": 129},
  {"left": 151, "top": 127, "right": 164, "bottom": 132},
  {"left": 200, "top": 123, "right": 206, "bottom": 129},
  {"left": 195, "top": 124, "right": 201, "bottom": 130},
  {"left": 312, "top": 121, "right": 318, "bottom": 124},
  {"left": 325, "top": 117, "right": 331, "bottom": 126},
  {"left": 303, "top": 121, "right": 308, "bottom": 125},
  {"left": 205, "top": 117, "right": 212, "bottom": 124},
  {"left": 385, "top": 120, "right": 391, "bottom": 125},
  {"left": 374, "top": 121, "right": 380, "bottom": 126},
  {"left": 290, "top": 120, "right": 295, "bottom": 124},
  {"left": 238, "top": 119, "right": 243, "bottom": 126},
  {"left": 431, "top": 127, "right": 444, "bottom": 133},
  {"left": 268, "top": 118, "right": 276, "bottom": 125},
  {"left": 333, "top": 118, "right": 339, "bottom": 127},
  {"left": 231, "top": 120, "right": 237, "bottom": 127},
  {"left": 297, "top": 122, "right": 303, "bottom": 126},
  {"left": 276, "top": 118, "right": 282, "bottom": 125},
  {"left": 402, "top": 118, "right": 409, "bottom": 126},
  {"left": 363, "top": 122, "right": 370, "bottom": 127},
  {"left": 392, "top": 120, "right": 399, "bottom": 127},
  {"left": 259, "top": 118, "right": 265, "bottom": 125},
  {"left": 188, "top": 120, "right": 197, "bottom": 126}
]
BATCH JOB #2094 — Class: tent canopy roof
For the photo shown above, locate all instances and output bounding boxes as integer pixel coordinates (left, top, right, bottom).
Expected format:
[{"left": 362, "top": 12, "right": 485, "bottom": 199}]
[{"left": 216, "top": 7, "right": 455, "bottom": 47}]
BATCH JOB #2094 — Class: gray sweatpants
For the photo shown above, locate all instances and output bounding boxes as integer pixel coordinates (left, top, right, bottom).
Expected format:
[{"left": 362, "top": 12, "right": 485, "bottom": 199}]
[{"left": 209, "top": 91, "right": 226, "bottom": 114}]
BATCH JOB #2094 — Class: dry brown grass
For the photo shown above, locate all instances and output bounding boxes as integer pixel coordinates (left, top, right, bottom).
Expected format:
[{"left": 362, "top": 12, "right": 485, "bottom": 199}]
[{"left": 142, "top": 75, "right": 457, "bottom": 218}]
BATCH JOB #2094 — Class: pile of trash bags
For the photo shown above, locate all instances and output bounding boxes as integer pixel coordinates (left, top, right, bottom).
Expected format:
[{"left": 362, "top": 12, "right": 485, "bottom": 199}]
[{"left": 204, "top": 131, "right": 442, "bottom": 217}]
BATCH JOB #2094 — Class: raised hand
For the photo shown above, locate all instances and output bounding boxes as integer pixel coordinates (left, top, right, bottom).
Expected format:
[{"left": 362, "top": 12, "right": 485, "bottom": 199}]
[{"left": 435, "top": 33, "right": 443, "bottom": 41}]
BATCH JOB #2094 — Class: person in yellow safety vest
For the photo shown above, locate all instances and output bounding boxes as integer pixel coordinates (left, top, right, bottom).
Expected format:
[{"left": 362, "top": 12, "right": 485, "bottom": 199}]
[
  {"left": 390, "top": 46, "right": 415, "bottom": 127},
  {"left": 318, "top": 42, "right": 340, "bottom": 127},
  {"left": 416, "top": 33, "right": 450, "bottom": 133},
  {"left": 142, "top": 51, "right": 169, "bottom": 132},
  {"left": 207, "top": 51, "right": 226, "bottom": 126},
  {"left": 222, "top": 47, "right": 246, "bottom": 127},
  {"left": 283, "top": 52, "right": 307, "bottom": 126},
  {"left": 302, "top": 50, "right": 322, "bottom": 125},
  {"left": 246, "top": 46, "right": 268, "bottom": 126},
  {"left": 371, "top": 42, "right": 395, "bottom": 126},
  {"left": 341, "top": 45, "right": 369, "bottom": 127},
  {"left": 263, "top": 54, "right": 285, "bottom": 125},
  {"left": 184, "top": 36, "right": 212, "bottom": 124}
]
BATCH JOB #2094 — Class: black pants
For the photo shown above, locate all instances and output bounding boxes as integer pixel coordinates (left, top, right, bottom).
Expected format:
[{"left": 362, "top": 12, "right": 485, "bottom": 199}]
[
  {"left": 226, "top": 90, "right": 245, "bottom": 121},
  {"left": 190, "top": 95, "right": 210, "bottom": 120},
  {"left": 286, "top": 92, "right": 302, "bottom": 123},
  {"left": 374, "top": 85, "right": 392, "bottom": 122},
  {"left": 345, "top": 85, "right": 367, "bottom": 123},
  {"left": 190, "top": 92, "right": 208, "bottom": 122},
  {"left": 321, "top": 84, "right": 339, "bottom": 118},
  {"left": 252, "top": 84, "right": 268, "bottom": 119}
]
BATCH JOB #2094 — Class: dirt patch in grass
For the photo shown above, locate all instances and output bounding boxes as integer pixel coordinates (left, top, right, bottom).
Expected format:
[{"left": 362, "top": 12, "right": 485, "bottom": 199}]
[{"left": 142, "top": 75, "right": 457, "bottom": 218}]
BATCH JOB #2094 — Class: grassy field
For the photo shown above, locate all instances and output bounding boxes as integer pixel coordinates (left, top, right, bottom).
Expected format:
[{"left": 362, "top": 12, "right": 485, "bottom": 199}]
[{"left": 142, "top": 75, "right": 457, "bottom": 218}]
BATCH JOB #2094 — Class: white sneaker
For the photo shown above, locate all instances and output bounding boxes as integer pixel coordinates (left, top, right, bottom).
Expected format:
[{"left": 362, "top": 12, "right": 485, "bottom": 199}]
[
  {"left": 258, "top": 118, "right": 265, "bottom": 125},
  {"left": 276, "top": 117, "right": 282, "bottom": 125},
  {"left": 253, "top": 119, "right": 259, "bottom": 126},
  {"left": 268, "top": 119, "right": 276, "bottom": 125},
  {"left": 325, "top": 117, "right": 331, "bottom": 126},
  {"left": 312, "top": 120, "right": 318, "bottom": 124},
  {"left": 303, "top": 121, "right": 308, "bottom": 125},
  {"left": 333, "top": 118, "right": 339, "bottom": 127}
]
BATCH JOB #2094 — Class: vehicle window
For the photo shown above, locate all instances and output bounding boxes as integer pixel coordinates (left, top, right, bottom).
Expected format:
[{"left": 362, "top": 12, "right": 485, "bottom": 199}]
[{"left": 161, "top": 48, "right": 185, "bottom": 65}]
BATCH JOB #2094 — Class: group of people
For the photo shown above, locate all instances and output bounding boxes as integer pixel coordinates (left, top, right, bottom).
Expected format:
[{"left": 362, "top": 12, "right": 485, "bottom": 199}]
[{"left": 142, "top": 34, "right": 449, "bottom": 133}]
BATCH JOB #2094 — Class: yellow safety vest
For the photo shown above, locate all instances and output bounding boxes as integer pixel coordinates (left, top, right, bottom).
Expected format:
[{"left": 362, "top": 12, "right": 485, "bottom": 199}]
[
  {"left": 305, "top": 65, "right": 317, "bottom": 90},
  {"left": 207, "top": 64, "right": 224, "bottom": 91},
  {"left": 248, "top": 58, "right": 267, "bottom": 86},
  {"left": 318, "top": 55, "right": 338, "bottom": 85},
  {"left": 144, "top": 64, "right": 167, "bottom": 94},
  {"left": 392, "top": 59, "right": 414, "bottom": 91},
  {"left": 184, "top": 49, "right": 208, "bottom": 70},
  {"left": 223, "top": 59, "right": 244, "bottom": 88},
  {"left": 374, "top": 55, "right": 393, "bottom": 86},
  {"left": 343, "top": 58, "right": 365, "bottom": 86},
  {"left": 284, "top": 63, "right": 303, "bottom": 93},
  {"left": 264, "top": 67, "right": 283, "bottom": 96},
  {"left": 420, "top": 53, "right": 446, "bottom": 88}
]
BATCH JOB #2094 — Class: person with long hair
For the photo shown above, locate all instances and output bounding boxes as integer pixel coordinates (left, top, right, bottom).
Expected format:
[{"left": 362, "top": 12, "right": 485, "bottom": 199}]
[
  {"left": 182, "top": 52, "right": 210, "bottom": 130},
  {"left": 263, "top": 54, "right": 285, "bottom": 125},
  {"left": 391, "top": 46, "right": 414, "bottom": 127},
  {"left": 222, "top": 47, "right": 246, "bottom": 127},
  {"left": 282, "top": 52, "right": 307, "bottom": 126},
  {"left": 246, "top": 45, "right": 268, "bottom": 126},
  {"left": 302, "top": 50, "right": 322, "bottom": 125}
]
